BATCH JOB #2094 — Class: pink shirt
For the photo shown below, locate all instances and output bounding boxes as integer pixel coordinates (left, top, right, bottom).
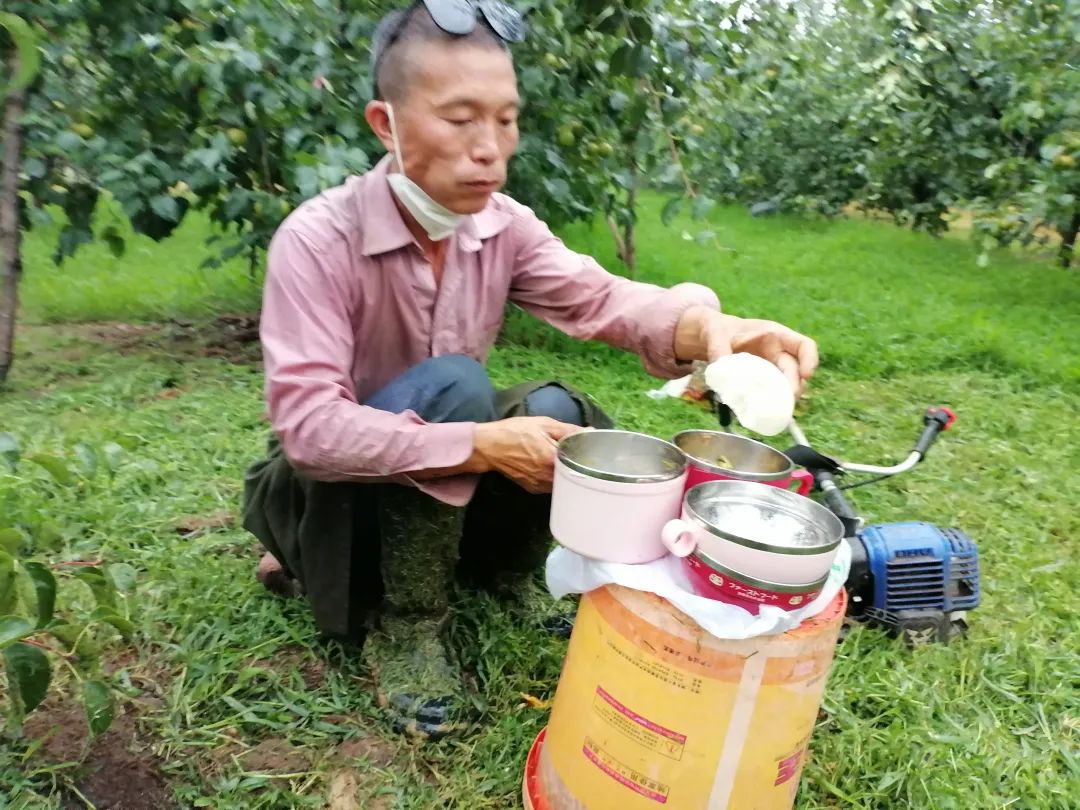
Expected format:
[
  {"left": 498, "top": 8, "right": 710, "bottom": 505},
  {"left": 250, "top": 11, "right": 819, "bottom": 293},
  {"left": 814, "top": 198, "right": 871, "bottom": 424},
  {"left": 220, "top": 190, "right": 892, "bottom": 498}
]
[{"left": 260, "top": 155, "right": 720, "bottom": 505}]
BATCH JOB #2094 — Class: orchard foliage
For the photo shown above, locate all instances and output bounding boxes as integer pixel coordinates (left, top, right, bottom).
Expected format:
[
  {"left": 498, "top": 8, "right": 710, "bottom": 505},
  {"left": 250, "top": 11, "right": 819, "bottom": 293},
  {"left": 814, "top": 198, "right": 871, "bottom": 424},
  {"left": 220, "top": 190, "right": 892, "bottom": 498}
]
[
  {"left": 688, "top": 0, "right": 1080, "bottom": 266},
  {"left": 0, "top": 0, "right": 1076, "bottom": 385},
  {"left": 9, "top": 0, "right": 1077, "bottom": 275}
]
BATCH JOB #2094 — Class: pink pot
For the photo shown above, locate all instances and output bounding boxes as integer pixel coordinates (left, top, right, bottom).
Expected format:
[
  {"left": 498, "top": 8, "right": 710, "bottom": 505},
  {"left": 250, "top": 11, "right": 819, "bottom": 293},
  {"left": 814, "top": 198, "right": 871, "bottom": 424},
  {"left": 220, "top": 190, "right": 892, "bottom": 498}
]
[
  {"left": 661, "top": 480, "right": 843, "bottom": 585},
  {"left": 673, "top": 430, "right": 813, "bottom": 496},
  {"left": 683, "top": 552, "right": 827, "bottom": 614},
  {"left": 550, "top": 430, "right": 688, "bottom": 564}
]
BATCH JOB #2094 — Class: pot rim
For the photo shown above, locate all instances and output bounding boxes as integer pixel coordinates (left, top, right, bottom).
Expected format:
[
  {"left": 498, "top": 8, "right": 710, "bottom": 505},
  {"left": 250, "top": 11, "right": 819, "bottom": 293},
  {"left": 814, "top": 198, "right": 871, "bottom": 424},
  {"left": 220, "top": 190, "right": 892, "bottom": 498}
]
[
  {"left": 691, "top": 550, "right": 830, "bottom": 593},
  {"left": 682, "top": 482, "right": 843, "bottom": 556},
  {"left": 557, "top": 429, "right": 688, "bottom": 484},
  {"left": 672, "top": 429, "right": 794, "bottom": 481}
]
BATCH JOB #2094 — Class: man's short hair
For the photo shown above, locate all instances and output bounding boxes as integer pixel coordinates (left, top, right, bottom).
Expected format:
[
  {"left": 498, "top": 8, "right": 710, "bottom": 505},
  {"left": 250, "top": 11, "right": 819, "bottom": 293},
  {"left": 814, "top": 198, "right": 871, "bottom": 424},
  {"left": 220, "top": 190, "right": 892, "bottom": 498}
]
[{"left": 371, "top": 3, "right": 510, "bottom": 102}]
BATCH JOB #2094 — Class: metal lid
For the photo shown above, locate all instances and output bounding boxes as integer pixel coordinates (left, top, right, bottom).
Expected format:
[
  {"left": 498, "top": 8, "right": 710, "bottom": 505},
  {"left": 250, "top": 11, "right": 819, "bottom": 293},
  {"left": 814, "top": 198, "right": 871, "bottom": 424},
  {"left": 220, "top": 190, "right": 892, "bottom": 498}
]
[
  {"left": 691, "top": 549, "right": 830, "bottom": 593},
  {"left": 683, "top": 479, "right": 843, "bottom": 556},
  {"left": 557, "top": 430, "right": 687, "bottom": 484}
]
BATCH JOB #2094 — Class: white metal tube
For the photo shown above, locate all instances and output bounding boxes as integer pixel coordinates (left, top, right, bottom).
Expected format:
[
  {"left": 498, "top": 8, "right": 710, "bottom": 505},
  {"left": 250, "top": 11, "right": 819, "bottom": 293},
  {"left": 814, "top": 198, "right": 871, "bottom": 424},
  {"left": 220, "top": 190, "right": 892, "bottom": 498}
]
[
  {"left": 787, "top": 421, "right": 810, "bottom": 447},
  {"left": 788, "top": 420, "right": 921, "bottom": 477},
  {"left": 842, "top": 453, "right": 922, "bottom": 476}
]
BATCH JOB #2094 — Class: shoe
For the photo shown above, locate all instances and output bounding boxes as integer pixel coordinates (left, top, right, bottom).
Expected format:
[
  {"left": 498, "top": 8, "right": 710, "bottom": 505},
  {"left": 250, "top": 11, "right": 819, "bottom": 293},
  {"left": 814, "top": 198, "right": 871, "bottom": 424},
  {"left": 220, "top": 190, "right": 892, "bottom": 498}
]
[{"left": 363, "top": 614, "right": 470, "bottom": 739}]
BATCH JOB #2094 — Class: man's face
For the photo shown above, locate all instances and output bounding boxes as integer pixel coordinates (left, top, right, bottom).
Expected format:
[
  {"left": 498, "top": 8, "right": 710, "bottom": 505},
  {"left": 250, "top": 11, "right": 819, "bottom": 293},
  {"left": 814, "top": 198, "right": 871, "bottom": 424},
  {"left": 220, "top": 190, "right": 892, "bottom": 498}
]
[{"left": 383, "top": 41, "right": 520, "bottom": 214}]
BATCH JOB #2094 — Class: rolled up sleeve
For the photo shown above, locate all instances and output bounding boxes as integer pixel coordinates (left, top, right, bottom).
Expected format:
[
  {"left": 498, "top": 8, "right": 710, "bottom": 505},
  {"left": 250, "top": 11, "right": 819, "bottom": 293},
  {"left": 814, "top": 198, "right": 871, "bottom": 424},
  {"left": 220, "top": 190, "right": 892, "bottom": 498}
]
[
  {"left": 506, "top": 204, "right": 720, "bottom": 379},
  {"left": 261, "top": 228, "right": 475, "bottom": 482}
]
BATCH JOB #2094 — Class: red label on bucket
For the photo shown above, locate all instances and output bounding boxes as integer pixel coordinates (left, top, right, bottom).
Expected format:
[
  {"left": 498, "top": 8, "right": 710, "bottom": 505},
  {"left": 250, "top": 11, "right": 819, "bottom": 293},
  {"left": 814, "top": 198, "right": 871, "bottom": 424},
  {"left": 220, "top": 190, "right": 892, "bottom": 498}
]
[
  {"left": 775, "top": 744, "right": 808, "bottom": 786},
  {"left": 583, "top": 736, "right": 671, "bottom": 803},
  {"left": 596, "top": 686, "right": 686, "bottom": 742}
]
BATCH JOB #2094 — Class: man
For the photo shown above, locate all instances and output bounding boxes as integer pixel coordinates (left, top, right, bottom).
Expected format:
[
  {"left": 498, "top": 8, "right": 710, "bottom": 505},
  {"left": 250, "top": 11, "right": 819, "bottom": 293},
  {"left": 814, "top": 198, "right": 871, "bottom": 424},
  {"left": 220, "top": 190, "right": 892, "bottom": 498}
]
[{"left": 243, "top": 0, "right": 818, "bottom": 739}]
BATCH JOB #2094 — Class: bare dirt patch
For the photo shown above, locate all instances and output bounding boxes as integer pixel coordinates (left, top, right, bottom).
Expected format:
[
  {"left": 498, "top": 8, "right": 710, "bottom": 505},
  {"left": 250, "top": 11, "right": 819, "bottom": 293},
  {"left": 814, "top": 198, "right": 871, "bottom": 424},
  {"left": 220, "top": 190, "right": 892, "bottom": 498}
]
[
  {"left": 173, "top": 508, "right": 237, "bottom": 538},
  {"left": 237, "top": 738, "right": 313, "bottom": 774},
  {"left": 331, "top": 734, "right": 398, "bottom": 769},
  {"left": 23, "top": 315, "right": 263, "bottom": 367},
  {"left": 25, "top": 702, "right": 173, "bottom": 810}
]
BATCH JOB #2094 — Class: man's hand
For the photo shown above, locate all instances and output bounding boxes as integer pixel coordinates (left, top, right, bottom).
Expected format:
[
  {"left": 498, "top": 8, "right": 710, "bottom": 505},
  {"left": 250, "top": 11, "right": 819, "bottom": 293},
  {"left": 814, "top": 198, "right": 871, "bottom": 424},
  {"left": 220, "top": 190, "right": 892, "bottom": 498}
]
[
  {"left": 675, "top": 306, "right": 819, "bottom": 396},
  {"left": 469, "top": 417, "right": 584, "bottom": 494}
]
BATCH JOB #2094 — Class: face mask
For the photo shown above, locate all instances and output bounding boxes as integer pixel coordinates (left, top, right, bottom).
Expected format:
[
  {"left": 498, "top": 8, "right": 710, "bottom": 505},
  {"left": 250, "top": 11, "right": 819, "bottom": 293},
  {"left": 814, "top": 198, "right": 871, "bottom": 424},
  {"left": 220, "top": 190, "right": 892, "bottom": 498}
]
[{"left": 385, "top": 104, "right": 464, "bottom": 242}]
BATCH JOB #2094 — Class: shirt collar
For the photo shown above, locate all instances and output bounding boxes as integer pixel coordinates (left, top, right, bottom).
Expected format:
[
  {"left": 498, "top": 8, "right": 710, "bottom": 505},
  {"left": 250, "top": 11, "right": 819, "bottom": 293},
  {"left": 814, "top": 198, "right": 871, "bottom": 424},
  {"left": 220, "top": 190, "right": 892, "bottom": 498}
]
[{"left": 358, "top": 154, "right": 513, "bottom": 256}]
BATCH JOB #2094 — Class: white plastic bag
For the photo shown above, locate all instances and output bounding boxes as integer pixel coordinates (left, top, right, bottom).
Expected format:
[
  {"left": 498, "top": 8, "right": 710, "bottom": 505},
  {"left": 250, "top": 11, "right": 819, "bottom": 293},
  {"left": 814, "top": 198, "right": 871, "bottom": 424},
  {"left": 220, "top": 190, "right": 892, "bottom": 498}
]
[
  {"left": 645, "top": 374, "right": 692, "bottom": 401},
  {"left": 546, "top": 540, "right": 850, "bottom": 640}
]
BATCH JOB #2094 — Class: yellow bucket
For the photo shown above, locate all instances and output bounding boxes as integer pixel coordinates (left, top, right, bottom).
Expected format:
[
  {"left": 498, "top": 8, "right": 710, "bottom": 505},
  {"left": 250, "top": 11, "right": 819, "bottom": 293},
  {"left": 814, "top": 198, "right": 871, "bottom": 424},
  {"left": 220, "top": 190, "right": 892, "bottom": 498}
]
[{"left": 530, "top": 584, "right": 846, "bottom": 809}]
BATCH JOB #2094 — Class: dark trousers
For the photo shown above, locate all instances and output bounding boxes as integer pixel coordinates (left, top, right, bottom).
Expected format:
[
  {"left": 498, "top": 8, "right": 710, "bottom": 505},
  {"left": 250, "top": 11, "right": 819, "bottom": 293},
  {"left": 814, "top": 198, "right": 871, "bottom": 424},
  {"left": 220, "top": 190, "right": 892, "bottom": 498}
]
[{"left": 242, "top": 356, "right": 612, "bottom": 639}]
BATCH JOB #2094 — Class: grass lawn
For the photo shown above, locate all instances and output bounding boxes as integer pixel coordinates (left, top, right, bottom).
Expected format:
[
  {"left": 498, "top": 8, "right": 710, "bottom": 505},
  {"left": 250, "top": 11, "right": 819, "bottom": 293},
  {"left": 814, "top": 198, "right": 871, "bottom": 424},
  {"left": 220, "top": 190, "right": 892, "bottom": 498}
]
[{"left": 1, "top": 195, "right": 1078, "bottom": 809}]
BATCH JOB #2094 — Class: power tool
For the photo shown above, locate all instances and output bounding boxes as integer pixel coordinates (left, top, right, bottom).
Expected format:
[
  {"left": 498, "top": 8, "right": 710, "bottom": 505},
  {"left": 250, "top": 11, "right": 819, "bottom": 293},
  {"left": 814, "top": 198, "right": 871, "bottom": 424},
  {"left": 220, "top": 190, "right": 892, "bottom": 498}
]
[{"left": 782, "top": 407, "right": 981, "bottom": 644}]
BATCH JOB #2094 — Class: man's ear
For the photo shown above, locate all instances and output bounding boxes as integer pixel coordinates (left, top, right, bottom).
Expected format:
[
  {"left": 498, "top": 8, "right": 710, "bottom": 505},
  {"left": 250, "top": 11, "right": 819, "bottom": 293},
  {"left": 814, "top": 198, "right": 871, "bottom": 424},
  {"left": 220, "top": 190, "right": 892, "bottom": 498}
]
[{"left": 365, "top": 100, "right": 394, "bottom": 153}]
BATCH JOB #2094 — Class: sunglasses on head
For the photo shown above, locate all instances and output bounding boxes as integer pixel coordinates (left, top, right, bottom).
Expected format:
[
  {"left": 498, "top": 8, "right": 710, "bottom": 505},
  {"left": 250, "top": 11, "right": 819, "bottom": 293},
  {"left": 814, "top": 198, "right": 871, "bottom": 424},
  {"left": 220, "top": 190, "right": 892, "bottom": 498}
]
[
  {"left": 423, "top": 0, "right": 527, "bottom": 42},
  {"left": 372, "top": 1, "right": 527, "bottom": 98}
]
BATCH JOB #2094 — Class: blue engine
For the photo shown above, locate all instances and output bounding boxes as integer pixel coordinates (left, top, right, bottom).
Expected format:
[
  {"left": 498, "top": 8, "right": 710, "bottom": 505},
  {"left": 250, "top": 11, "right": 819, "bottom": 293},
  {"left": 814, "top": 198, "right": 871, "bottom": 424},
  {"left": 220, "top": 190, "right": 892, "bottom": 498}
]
[{"left": 846, "top": 521, "right": 981, "bottom": 643}]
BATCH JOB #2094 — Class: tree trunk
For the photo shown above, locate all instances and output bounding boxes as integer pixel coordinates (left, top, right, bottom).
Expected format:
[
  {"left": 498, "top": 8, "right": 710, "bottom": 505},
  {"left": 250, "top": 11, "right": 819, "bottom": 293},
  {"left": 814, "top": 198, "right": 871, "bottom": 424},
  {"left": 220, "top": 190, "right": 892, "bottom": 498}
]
[
  {"left": 623, "top": 165, "right": 637, "bottom": 276},
  {"left": 1, "top": 51, "right": 27, "bottom": 387},
  {"left": 1059, "top": 209, "right": 1080, "bottom": 269}
]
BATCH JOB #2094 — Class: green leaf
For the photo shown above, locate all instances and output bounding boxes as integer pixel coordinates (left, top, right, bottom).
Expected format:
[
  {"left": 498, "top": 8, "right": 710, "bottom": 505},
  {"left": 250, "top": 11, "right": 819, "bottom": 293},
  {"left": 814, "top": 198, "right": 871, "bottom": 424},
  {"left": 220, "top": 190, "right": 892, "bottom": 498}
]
[
  {"left": 52, "top": 225, "right": 95, "bottom": 266},
  {"left": 73, "top": 443, "right": 98, "bottom": 478},
  {"left": 628, "top": 15, "right": 653, "bottom": 42},
  {"left": 83, "top": 680, "right": 114, "bottom": 736},
  {"left": 46, "top": 622, "right": 89, "bottom": 656},
  {"left": 27, "top": 454, "right": 74, "bottom": 486},
  {"left": 222, "top": 189, "right": 251, "bottom": 222},
  {"left": 692, "top": 195, "right": 717, "bottom": 219},
  {"left": 236, "top": 49, "right": 262, "bottom": 72},
  {"left": 102, "top": 442, "right": 125, "bottom": 474},
  {"left": 610, "top": 43, "right": 634, "bottom": 76},
  {"left": 22, "top": 563, "right": 56, "bottom": 628},
  {"left": 90, "top": 607, "right": 134, "bottom": 640},
  {"left": 4, "top": 642, "right": 51, "bottom": 713},
  {"left": 0, "top": 13, "right": 42, "bottom": 96},
  {"left": 661, "top": 197, "right": 683, "bottom": 226},
  {"left": 0, "top": 432, "right": 20, "bottom": 470},
  {"left": 102, "top": 227, "right": 126, "bottom": 259},
  {"left": 107, "top": 563, "right": 137, "bottom": 594},
  {"left": 191, "top": 147, "right": 223, "bottom": 171},
  {"left": 73, "top": 567, "right": 118, "bottom": 610},
  {"left": 35, "top": 522, "right": 64, "bottom": 552},
  {"left": 295, "top": 166, "right": 320, "bottom": 199},
  {"left": 0, "top": 528, "right": 21, "bottom": 556},
  {"left": 0, "top": 616, "right": 35, "bottom": 648},
  {"left": 0, "top": 551, "right": 15, "bottom": 614},
  {"left": 54, "top": 131, "right": 82, "bottom": 153},
  {"left": 150, "top": 195, "right": 181, "bottom": 222},
  {"left": 23, "top": 157, "right": 46, "bottom": 179},
  {"left": 1039, "top": 144, "right": 1064, "bottom": 162}
]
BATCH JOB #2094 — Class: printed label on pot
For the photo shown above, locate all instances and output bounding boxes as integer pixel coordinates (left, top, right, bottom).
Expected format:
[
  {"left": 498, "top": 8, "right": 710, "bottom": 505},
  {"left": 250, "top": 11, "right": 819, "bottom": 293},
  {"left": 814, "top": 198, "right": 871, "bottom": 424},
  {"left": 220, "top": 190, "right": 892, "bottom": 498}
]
[
  {"left": 583, "top": 736, "right": 671, "bottom": 803},
  {"left": 593, "top": 685, "right": 687, "bottom": 761}
]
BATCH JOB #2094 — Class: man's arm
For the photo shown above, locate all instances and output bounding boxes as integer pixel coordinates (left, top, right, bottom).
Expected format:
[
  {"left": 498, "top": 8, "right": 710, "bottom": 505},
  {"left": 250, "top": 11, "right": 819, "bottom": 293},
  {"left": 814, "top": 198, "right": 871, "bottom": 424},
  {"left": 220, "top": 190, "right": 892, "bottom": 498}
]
[
  {"left": 505, "top": 201, "right": 817, "bottom": 393},
  {"left": 505, "top": 202, "right": 721, "bottom": 379}
]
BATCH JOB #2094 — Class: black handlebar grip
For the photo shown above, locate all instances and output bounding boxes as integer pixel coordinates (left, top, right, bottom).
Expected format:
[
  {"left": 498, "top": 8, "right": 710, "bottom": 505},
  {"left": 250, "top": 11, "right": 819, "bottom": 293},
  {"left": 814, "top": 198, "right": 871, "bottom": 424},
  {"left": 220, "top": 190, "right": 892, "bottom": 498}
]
[{"left": 914, "top": 406, "right": 956, "bottom": 459}]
